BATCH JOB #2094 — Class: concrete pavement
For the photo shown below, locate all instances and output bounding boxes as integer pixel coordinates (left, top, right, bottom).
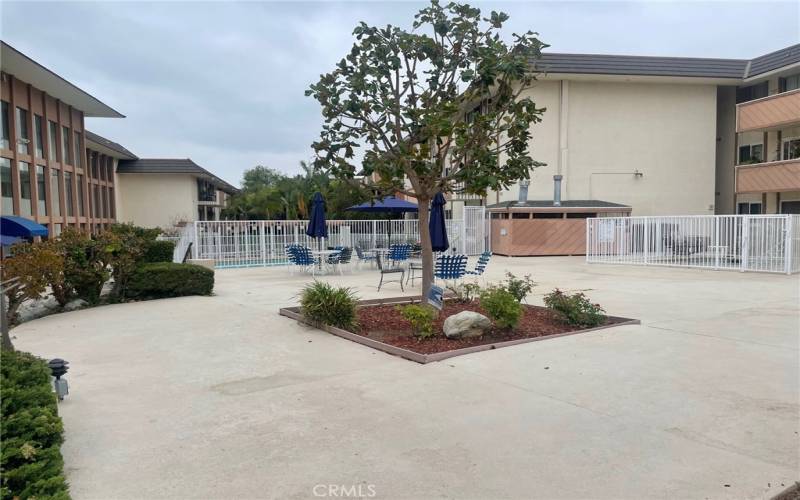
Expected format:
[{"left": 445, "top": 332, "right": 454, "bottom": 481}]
[{"left": 13, "top": 257, "right": 800, "bottom": 499}]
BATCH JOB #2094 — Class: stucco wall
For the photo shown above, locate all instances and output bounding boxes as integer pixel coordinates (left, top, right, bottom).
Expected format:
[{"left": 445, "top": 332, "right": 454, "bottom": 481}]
[
  {"left": 492, "top": 80, "right": 719, "bottom": 216},
  {"left": 115, "top": 173, "right": 196, "bottom": 229}
]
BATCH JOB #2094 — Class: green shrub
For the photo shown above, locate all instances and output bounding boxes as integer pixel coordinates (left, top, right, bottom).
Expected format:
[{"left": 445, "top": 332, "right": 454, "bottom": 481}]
[
  {"left": 101, "top": 223, "right": 161, "bottom": 301},
  {"left": 447, "top": 282, "right": 481, "bottom": 303},
  {"left": 299, "top": 282, "right": 358, "bottom": 330},
  {"left": 0, "top": 350, "right": 69, "bottom": 500},
  {"left": 141, "top": 240, "right": 175, "bottom": 264},
  {"left": 543, "top": 289, "right": 606, "bottom": 328},
  {"left": 397, "top": 304, "right": 437, "bottom": 338},
  {"left": 58, "top": 228, "right": 109, "bottom": 305},
  {"left": 479, "top": 287, "right": 522, "bottom": 330},
  {"left": 501, "top": 272, "right": 536, "bottom": 302},
  {"left": 126, "top": 263, "right": 214, "bottom": 300}
]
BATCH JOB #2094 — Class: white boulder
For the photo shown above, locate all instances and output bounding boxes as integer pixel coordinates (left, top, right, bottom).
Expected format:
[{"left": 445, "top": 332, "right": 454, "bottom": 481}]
[{"left": 443, "top": 311, "right": 492, "bottom": 339}]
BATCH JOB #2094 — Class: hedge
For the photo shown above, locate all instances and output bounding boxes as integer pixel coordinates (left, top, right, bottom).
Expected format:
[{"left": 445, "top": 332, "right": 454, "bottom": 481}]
[
  {"left": 126, "top": 263, "right": 214, "bottom": 299},
  {"left": 141, "top": 240, "right": 175, "bottom": 264},
  {"left": 0, "top": 350, "right": 69, "bottom": 500}
]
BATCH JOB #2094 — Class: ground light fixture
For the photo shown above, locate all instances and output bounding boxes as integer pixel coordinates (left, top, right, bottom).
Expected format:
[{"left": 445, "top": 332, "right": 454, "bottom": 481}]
[{"left": 48, "top": 358, "right": 69, "bottom": 401}]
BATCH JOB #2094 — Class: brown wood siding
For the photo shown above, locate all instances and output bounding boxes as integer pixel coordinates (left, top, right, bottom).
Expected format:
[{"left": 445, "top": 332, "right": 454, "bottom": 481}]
[
  {"left": 736, "top": 159, "right": 800, "bottom": 193},
  {"left": 491, "top": 219, "right": 588, "bottom": 256},
  {"left": 736, "top": 89, "right": 800, "bottom": 133}
]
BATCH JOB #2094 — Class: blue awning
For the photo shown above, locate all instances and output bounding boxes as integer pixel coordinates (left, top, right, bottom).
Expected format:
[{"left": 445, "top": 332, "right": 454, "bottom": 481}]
[
  {"left": 0, "top": 235, "right": 23, "bottom": 246},
  {"left": 347, "top": 196, "right": 418, "bottom": 213},
  {"left": 0, "top": 216, "right": 49, "bottom": 238}
]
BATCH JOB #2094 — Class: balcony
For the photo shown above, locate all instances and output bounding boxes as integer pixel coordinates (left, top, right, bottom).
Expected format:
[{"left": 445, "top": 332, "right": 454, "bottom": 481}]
[
  {"left": 736, "top": 89, "right": 800, "bottom": 133},
  {"left": 735, "top": 159, "right": 800, "bottom": 194},
  {"left": 446, "top": 181, "right": 484, "bottom": 201}
]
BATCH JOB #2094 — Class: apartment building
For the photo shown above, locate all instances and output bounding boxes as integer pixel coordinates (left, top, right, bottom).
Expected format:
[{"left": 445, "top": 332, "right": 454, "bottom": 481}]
[
  {"left": 0, "top": 42, "right": 236, "bottom": 235},
  {"left": 446, "top": 44, "right": 800, "bottom": 219}
]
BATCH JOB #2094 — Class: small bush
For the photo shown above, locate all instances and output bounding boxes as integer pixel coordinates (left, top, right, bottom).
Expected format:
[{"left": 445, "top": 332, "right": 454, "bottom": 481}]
[
  {"left": 58, "top": 228, "right": 109, "bottom": 305},
  {"left": 126, "top": 263, "right": 214, "bottom": 300},
  {"left": 501, "top": 272, "right": 536, "bottom": 302},
  {"left": 101, "top": 223, "right": 162, "bottom": 300},
  {"left": 141, "top": 240, "right": 175, "bottom": 264},
  {"left": 543, "top": 289, "right": 606, "bottom": 327},
  {"left": 300, "top": 282, "right": 358, "bottom": 330},
  {"left": 479, "top": 287, "right": 522, "bottom": 330},
  {"left": 397, "top": 304, "right": 437, "bottom": 338},
  {"left": 0, "top": 350, "right": 69, "bottom": 500},
  {"left": 447, "top": 282, "right": 481, "bottom": 304}
]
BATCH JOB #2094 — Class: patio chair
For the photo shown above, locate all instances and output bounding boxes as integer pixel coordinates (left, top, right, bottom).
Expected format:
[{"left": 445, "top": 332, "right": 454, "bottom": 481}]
[
  {"left": 287, "top": 245, "right": 315, "bottom": 275},
  {"left": 434, "top": 254, "right": 467, "bottom": 286},
  {"left": 465, "top": 251, "right": 492, "bottom": 276},
  {"left": 388, "top": 243, "right": 412, "bottom": 267},
  {"left": 355, "top": 246, "right": 376, "bottom": 268},
  {"left": 325, "top": 247, "right": 352, "bottom": 274},
  {"left": 376, "top": 252, "right": 404, "bottom": 292}
]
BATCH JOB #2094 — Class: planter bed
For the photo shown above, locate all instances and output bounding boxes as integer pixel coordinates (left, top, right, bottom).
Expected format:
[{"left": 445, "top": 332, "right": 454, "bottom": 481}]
[{"left": 280, "top": 296, "right": 640, "bottom": 364}]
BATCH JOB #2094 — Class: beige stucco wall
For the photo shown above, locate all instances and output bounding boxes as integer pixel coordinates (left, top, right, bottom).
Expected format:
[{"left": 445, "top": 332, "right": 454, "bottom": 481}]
[
  {"left": 491, "top": 79, "right": 719, "bottom": 216},
  {"left": 114, "top": 173, "right": 197, "bottom": 229}
]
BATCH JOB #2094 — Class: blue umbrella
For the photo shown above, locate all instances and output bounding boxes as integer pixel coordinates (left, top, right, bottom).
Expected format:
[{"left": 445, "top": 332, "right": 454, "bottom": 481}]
[
  {"left": 346, "top": 196, "right": 418, "bottom": 213},
  {"left": 0, "top": 215, "right": 48, "bottom": 238},
  {"left": 306, "top": 192, "right": 328, "bottom": 239},
  {"left": 429, "top": 192, "right": 449, "bottom": 252}
]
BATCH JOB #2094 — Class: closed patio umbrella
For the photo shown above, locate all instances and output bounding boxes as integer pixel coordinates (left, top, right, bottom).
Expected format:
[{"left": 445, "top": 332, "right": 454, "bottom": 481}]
[
  {"left": 429, "top": 192, "right": 449, "bottom": 252},
  {"left": 306, "top": 192, "right": 328, "bottom": 245}
]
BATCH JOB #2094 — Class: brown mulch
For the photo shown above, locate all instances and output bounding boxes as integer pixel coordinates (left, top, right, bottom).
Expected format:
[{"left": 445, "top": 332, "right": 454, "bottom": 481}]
[{"left": 354, "top": 300, "right": 625, "bottom": 355}]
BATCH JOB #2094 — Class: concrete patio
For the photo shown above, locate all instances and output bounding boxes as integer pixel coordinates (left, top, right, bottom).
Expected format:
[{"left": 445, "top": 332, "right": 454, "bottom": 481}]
[{"left": 13, "top": 256, "right": 800, "bottom": 499}]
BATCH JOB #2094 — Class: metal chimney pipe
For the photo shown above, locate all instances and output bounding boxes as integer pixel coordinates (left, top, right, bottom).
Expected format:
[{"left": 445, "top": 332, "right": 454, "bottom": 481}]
[
  {"left": 553, "top": 175, "right": 563, "bottom": 206},
  {"left": 517, "top": 179, "right": 530, "bottom": 205}
]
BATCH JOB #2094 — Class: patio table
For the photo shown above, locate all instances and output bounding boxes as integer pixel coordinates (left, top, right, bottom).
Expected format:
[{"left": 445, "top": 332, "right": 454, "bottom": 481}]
[{"left": 310, "top": 249, "right": 339, "bottom": 273}]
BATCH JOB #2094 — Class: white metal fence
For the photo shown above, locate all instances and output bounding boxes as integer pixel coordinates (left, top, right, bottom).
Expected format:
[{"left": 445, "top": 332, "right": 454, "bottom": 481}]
[
  {"left": 175, "top": 213, "right": 487, "bottom": 268},
  {"left": 586, "top": 214, "right": 800, "bottom": 274}
]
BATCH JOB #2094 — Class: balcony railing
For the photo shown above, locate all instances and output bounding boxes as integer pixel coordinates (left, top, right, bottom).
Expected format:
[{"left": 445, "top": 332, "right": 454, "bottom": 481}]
[
  {"left": 446, "top": 182, "right": 484, "bottom": 201},
  {"left": 736, "top": 89, "right": 800, "bottom": 133},
  {"left": 735, "top": 158, "right": 800, "bottom": 194}
]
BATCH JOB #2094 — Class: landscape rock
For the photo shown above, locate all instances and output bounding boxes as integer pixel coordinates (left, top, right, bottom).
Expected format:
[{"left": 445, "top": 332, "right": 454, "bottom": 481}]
[{"left": 443, "top": 311, "right": 491, "bottom": 339}]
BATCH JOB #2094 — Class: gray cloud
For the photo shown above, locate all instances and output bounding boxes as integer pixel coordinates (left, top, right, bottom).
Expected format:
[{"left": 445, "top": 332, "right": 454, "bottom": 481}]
[{"left": 2, "top": 1, "right": 798, "bottom": 186}]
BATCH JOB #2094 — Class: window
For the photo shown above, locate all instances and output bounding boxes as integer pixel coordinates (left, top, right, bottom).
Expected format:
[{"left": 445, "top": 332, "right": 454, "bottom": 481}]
[
  {"left": 48, "top": 121, "right": 58, "bottom": 161},
  {"left": 1, "top": 101, "right": 9, "bottom": 150},
  {"left": 737, "top": 202, "right": 762, "bottom": 215},
  {"left": 18, "top": 162, "right": 32, "bottom": 216},
  {"left": 533, "top": 212, "right": 564, "bottom": 219},
  {"left": 782, "top": 137, "right": 800, "bottom": 160},
  {"left": 93, "top": 185, "right": 100, "bottom": 218},
  {"left": 77, "top": 174, "right": 85, "bottom": 216},
  {"left": 106, "top": 157, "right": 114, "bottom": 181},
  {"left": 1, "top": 158, "right": 13, "bottom": 214},
  {"left": 109, "top": 187, "right": 115, "bottom": 218},
  {"left": 36, "top": 166, "right": 47, "bottom": 215},
  {"left": 61, "top": 126, "right": 71, "bottom": 165},
  {"left": 53, "top": 224, "right": 62, "bottom": 237},
  {"left": 15, "top": 107, "right": 29, "bottom": 155},
  {"left": 33, "top": 115, "right": 44, "bottom": 158},
  {"left": 74, "top": 132, "right": 82, "bottom": 168},
  {"left": 511, "top": 212, "right": 530, "bottom": 219},
  {"left": 781, "top": 74, "right": 800, "bottom": 92},
  {"left": 736, "top": 82, "right": 769, "bottom": 103},
  {"left": 64, "top": 171, "right": 74, "bottom": 217},
  {"left": 566, "top": 212, "right": 595, "bottom": 219},
  {"left": 738, "top": 144, "right": 763, "bottom": 164},
  {"left": 91, "top": 152, "right": 98, "bottom": 179},
  {"left": 197, "top": 178, "right": 216, "bottom": 202},
  {"left": 781, "top": 201, "right": 800, "bottom": 214},
  {"left": 50, "top": 169, "right": 61, "bottom": 217}
]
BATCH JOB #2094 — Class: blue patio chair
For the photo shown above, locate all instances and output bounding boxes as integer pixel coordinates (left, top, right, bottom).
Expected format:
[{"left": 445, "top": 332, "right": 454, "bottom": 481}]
[
  {"left": 325, "top": 247, "right": 352, "bottom": 274},
  {"left": 355, "top": 246, "right": 376, "bottom": 268},
  {"left": 465, "top": 251, "right": 492, "bottom": 275},
  {"left": 388, "top": 244, "right": 412, "bottom": 267},
  {"left": 434, "top": 254, "right": 467, "bottom": 285},
  {"left": 287, "top": 245, "right": 315, "bottom": 274}
]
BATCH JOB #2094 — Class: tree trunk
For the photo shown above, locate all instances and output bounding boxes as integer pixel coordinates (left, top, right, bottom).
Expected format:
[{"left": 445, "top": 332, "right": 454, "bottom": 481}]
[
  {"left": 416, "top": 195, "right": 434, "bottom": 301},
  {"left": 1, "top": 292, "right": 15, "bottom": 352}
]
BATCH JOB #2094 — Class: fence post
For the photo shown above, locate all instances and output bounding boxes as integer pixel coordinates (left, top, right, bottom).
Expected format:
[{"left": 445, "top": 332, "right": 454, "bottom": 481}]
[
  {"left": 259, "top": 221, "right": 267, "bottom": 266},
  {"left": 740, "top": 216, "right": 749, "bottom": 272},
  {"left": 192, "top": 222, "right": 198, "bottom": 259},
  {"left": 372, "top": 220, "right": 377, "bottom": 249},
  {"left": 784, "top": 215, "right": 793, "bottom": 275},
  {"left": 714, "top": 216, "right": 720, "bottom": 270}
]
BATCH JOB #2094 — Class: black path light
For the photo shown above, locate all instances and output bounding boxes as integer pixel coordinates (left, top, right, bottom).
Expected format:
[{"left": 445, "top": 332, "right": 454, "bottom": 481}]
[{"left": 48, "top": 358, "right": 69, "bottom": 401}]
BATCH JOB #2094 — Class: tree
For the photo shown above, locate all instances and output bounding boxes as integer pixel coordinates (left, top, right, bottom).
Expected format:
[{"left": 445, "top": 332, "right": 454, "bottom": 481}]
[{"left": 306, "top": 0, "right": 547, "bottom": 296}]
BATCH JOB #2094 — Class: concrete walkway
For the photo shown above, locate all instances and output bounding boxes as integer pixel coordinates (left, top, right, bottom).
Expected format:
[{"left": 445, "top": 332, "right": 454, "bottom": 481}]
[{"left": 13, "top": 257, "right": 799, "bottom": 499}]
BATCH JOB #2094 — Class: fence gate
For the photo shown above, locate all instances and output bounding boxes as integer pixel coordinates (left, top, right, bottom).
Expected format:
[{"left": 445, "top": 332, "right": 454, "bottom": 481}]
[{"left": 463, "top": 206, "right": 487, "bottom": 255}]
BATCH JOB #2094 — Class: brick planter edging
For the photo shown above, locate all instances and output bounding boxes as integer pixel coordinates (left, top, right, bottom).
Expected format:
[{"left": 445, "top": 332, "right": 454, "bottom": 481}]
[{"left": 279, "top": 296, "right": 641, "bottom": 364}]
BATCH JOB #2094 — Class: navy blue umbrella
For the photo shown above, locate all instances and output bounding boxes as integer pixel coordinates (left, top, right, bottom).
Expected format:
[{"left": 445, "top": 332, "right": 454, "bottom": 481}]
[
  {"left": 306, "top": 192, "right": 328, "bottom": 239},
  {"left": 346, "top": 196, "right": 418, "bottom": 214},
  {"left": 429, "top": 192, "right": 449, "bottom": 252}
]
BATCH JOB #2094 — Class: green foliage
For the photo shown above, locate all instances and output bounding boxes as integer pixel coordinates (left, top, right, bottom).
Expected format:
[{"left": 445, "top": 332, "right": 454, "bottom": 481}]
[
  {"left": 58, "top": 228, "right": 109, "bottom": 306},
  {"left": 126, "top": 263, "right": 214, "bottom": 300},
  {"left": 397, "top": 304, "right": 437, "bottom": 338},
  {"left": 101, "top": 223, "right": 161, "bottom": 301},
  {"left": 141, "top": 240, "right": 175, "bottom": 264},
  {"left": 299, "top": 281, "right": 359, "bottom": 330},
  {"left": 2, "top": 243, "right": 51, "bottom": 326},
  {"left": 479, "top": 287, "right": 522, "bottom": 330},
  {"left": 501, "top": 272, "right": 536, "bottom": 303},
  {"left": 543, "top": 289, "right": 606, "bottom": 328},
  {"left": 0, "top": 350, "right": 69, "bottom": 500},
  {"left": 447, "top": 282, "right": 481, "bottom": 303}
]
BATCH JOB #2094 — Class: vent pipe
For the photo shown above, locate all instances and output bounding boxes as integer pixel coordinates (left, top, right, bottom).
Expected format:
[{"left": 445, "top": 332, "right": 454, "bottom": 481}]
[
  {"left": 517, "top": 180, "right": 530, "bottom": 205},
  {"left": 553, "top": 175, "right": 563, "bottom": 206}
]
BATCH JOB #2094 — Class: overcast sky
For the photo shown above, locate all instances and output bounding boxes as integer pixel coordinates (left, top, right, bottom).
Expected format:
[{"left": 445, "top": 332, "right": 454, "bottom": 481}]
[{"left": 2, "top": 1, "right": 798, "bottom": 186}]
